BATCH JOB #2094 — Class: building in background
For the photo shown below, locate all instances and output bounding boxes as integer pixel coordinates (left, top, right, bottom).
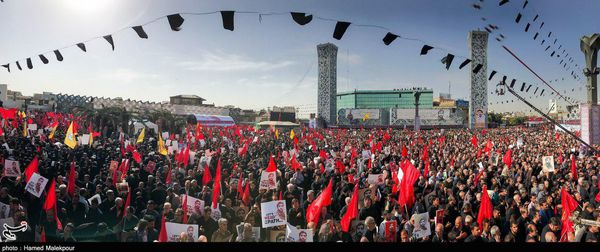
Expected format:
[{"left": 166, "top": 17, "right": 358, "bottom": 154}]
[
  {"left": 317, "top": 43, "right": 338, "bottom": 127},
  {"left": 269, "top": 106, "right": 296, "bottom": 123},
  {"left": 468, "top": 30, "right": 489, "bottom": 129},
  {"left": 336, "top": 88, "right": 434, "bottom": 110}
]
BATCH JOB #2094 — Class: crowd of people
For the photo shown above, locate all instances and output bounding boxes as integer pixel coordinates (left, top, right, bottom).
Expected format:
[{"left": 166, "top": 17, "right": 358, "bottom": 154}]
[{"left": 1, "top": 113, "right": 599, "bottom": 243}]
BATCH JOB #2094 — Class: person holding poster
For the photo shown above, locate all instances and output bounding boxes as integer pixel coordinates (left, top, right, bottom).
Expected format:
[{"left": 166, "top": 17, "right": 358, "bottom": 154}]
[
  {"left": 3, "top": 160, "right": 20, "bottom": 177},
  {"left": 261, "top": 200, "right": 287, "bottom": 228}
]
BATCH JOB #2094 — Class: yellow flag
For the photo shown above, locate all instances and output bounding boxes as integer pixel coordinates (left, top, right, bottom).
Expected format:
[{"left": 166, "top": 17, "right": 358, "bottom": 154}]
[
  {"left": 158, "top": 134, "right": 168, "bottom": 156},
  {"left": 64, "top": 122, "right": 77, "bottom": 149},
  {"left": 22, "top": 122, "right": 27, "bottom": 137},
  {"left": 290, "top": 129, "right": 295, "bottom": 140},
  {"left": 275, "top": 129, "right": 279, "bottom": 140},
  {"left": 137, "top": 127, "right": 145, "bottom": 144},
  {"left": 49, "top": 124, "right": 58, "bottom": 139},
  {"left": 89, "top": 130, "right": 94, "bottom": 147},
  {"left": 363, "top": 113, "right": 370, "bottom": 121}
]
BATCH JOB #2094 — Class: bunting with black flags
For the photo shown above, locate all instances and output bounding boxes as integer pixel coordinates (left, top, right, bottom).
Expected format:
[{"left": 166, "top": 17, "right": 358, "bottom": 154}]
[
  {"left": 132, "top": 26, "right": 148, "bottom": 38},
  {"left": 333, "top": 21, "right": 351, "bottom": 40},
  {"left": 290, "top": 12, "right": 313, "bottom": 25},
  {"left": 167, "top": 14, "right": 185, "bottom": 31},
  {"left": 221, "top": 11, "right": 235, "bottom": 31},
  {"left": 441, "top": 54, "right": 454, "bottom": 70},
  {"left": 420, "top": 45, "right": 433, "bottom": 55}
]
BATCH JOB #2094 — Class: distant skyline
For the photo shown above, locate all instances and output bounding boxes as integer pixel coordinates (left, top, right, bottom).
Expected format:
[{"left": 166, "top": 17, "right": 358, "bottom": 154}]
[{"left": 0, "top": 0, "right": 597, "bottom": 113}]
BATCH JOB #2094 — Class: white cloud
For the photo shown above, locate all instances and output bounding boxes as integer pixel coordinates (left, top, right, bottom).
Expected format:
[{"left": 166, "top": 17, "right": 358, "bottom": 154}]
[
  {"left": 104, "top": 68, "right": 161, "bottom": 83},
  {"left": 178, "top": 51, "right": 295, "bottom": 72},
  {"left": 338, "top": 51, "right": 362, "bottom": 65}
]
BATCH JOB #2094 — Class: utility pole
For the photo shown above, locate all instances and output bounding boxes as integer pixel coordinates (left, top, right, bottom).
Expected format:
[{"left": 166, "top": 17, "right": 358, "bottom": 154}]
[{"left": 414, "top": 90, "right": 422, "bottom": 131}]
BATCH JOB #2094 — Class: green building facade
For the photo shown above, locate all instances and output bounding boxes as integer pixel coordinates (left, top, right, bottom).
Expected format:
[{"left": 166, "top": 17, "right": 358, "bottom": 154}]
[{"left": 336, "top": 88, "right": 434, "bottom": 110}]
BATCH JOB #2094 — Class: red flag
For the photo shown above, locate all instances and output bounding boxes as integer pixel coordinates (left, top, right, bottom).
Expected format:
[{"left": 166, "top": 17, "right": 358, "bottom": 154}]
[
  {"left": 123, "top": 189, "right": 131, "bottom": 220},
  {"left": 476, "top": 148, "right": 482, "bottom": 158},
  {"left": 279, "top": 191, "right": 283, "bottom": 201},
  {"left": 484, "top": 140, "right": 493, "bottom": 155},
  {"left": 67, "top": 161, "right": 76, "bottom": 198},
  {"left": 398, "top": 161, "right": 419, "bottom": 209},
  {"left": 202, "top": 164, "right": 212, "bottom": 186},
  {"left": 182, "top": 194, "right": 188, "bottom": 224},
  {"left": 266, "top": 156, "right": 277, "bottom": 172},
  {"left": 570, "top": 155, "right": 578, "bottom": 181},
  {"left": 595, "top": 179, "right": 600, "bottom": 202},
  {"left": 291, "top": 155, "right": 302, "bottom": 172},
  {"left": 237, "top": 176, "right": 244, "bottom": 197},
  {"left": 158, "top": 215, "right": 168, "bottom": 242},
  {"left": 319, "top": 163, "right": 325, "bottom": 174},
  {"left": 24, "top": 156, "right": 39, "bottom": 183},
  {"left": 165, "top": 164, "right": 172, "bottom": 185},
  {"left": 43, "top": 179, "right": 62, "bottom": 230},
  {"left": 335, "top": 159, "right": 346, "bottom": 174},
  {"left": 421, "top": 145, "right": 428, "bottom": 162},
  {"left": 132, "top": 149, "right": 142, "bottom": 164},
  {"left": 560, "top": 187, "right": 578, "bottom": 242},
  {"left": 319, "top": 150, "right": 327, "bottom": 161},
  {"left": 423, "top": 160, "right": 430, "bottom": 180},
  {"left": 183, "top": 144, "right": 190, "bottom": 167},
  {"left": 212, "top": 159, "right": 222, "bottom": 208},
  {"left": 555, "top": 132, "right": 560, "bottom": 141},
  {"left": 503, "top": 149, "right": 512, "bottom": 168},
  {"left": 402, "top": 145, "right": 408, "bottom": 158},
  {"left": 40, "top": 226, "right": 46, "bottom": 242},
  {"left": 477, "top": 185, "right": 492, "bottom": 228},
  {"left": 471, "top": 135, "right": 478, "bottom": 148},
  {"left": 306, "top": 178, "right": 333, "bottom": 224},
  {"left": 241, "top": 183, "right": 251, "bottom": 206},
  {"left": 341, "top": 184, "right": 359, "bottom": 232}
]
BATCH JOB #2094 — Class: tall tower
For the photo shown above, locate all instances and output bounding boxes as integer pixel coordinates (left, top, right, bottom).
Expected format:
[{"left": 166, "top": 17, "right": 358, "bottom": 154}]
[
  {"left": 468, "top": 31, "right": 488, "bottom": 129},
  {"left": 317, "top": 43, "right": 338, "bottom": 127}
]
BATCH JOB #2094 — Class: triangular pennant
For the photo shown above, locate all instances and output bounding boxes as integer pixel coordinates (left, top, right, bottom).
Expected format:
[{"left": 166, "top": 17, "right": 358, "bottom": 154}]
[
  {"left": 488, "top": 70, "right": 497, "bottom": 80},
  {"left": 39, "top": 54, "right": 49, "bottom": 64},
  {"left": 167, "top": 14, "right": 185, "bottom": 31},
  {"left": 472, "top": 64, "right": 483, "bottom": 74},
  {"left": 1, "top": 64, "right": 9, "bottom": 73},
  {"left": 220, "top": 11, "right": 235, "bottom": 31},
  {"left": 515, "top": 13, "right": 522, "bottom": 23},
  {"left": 132, "top": 26, "right": 148, "bottom": 39},
  {"left": 333, "top": 21, "right": 351, "bottom": 40},
  {"left": 420, "top": 45, "right": 433, "bottom": 55},
  {"left": 382, "top": 32, "right": 399, "bottom": 45},
  {"left": 103, "top": 35, "right": 114, "bottom": 51},
  {"left": 441, "top": 54, "right": 454, "bottom": 70},
  {"left": 76, "top": 43, "right": 87, "bottom": 52},
  {"left": 54, "top": 50, "right": 63, "bottom": 61},
  {"left": 458, "top": 59, "right": 471, "bottom": 69},
  {"left": 26, "top": 58, "right": 33, "bottom": 69},
  {"left": 290, "top": 12, "right": 312, "bottom": 25}
]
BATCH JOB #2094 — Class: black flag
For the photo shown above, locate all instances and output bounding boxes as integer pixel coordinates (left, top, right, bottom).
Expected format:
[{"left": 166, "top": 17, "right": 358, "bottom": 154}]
[
  {"left": 533, "top": 33, "right": 538, "bottom": 40},
  {"left": 545, "top": 46, "right": 550, "bottom": 51},
  {"left": 523, "top": 0, "right": 528, "bottom": 8},
  {"left": 290, "top": 12, "right": 312, "bottom": 25},
  {"left": 103, "top": 35, "right": 114, "bottom": 51},
  {"left": 540, "top": 22, "right": 544, "bottom": 29},
  {"left": 526, "top": 85, "right": 532, "bottom": 92},
  {"left": 382, "top": 32, "right": 399, "bottom": 45},
  {"left": 2, "top": 64, "right": 9, "bottom": 73},
  {"left": 167, "top": 14, "right": 185, "bottom": 31},
  {"left": 132, "top": 26, "right": 148, "bottom": 39},
  {"left": 458, "top": 59, "right": 471, "bottom": 69},
  {"left": 525, "top": 23, "right": 530, "bottom": 32},
  {"left": 221, "top": 11, "right": 235, "bottom": 31},
  {"left": 533, "top": 14, "right": 539, "bottom": 22},
  {"left": 333, "top": 21, "right": 351, "bottom": 40},
  {"left": 420, "top": 45, "right": 433, "bottom": 55},
  {"left": 26, "top": 58, "right": 33, "bottom": 69},
  {"left": 502, "top": 75, "right": 507, "bottom": 83},
  {"left": 54, "top": 50, "right": 63, "bottom": 61},
  {"left": 441, "top": 54, "right": 455, "bottom": 70},
  {"left": 16, "top": 61, "right": 22, "bottom": 70},
  {"left": 473, "top": 64, "right": 483, "bottom": 74},
  {"left": 534, "top": 87, "right": 539, "bottom": 94},
  {"left": 541, "top": 39, "right": 545, "bottom": 45},
  {"left": 510, "top": 79, "right": 516, "bottom": 88},
  {"left": 520, "top": 82, "right": 526, "bottom": 91},
  {"left": 499, "top": 0, "right": 509, "bottom": 6},
  {"left": 77, "top": 43, "right": 87, "bottom": 52},
  {"left": 515, "top": 13, "right": 522, "bottom": 23},
  {"left": 548, "top": 32, "right": 552, "bottom": 37},
  {"left": 39, "top": 54, "right": 49, "bottom": 64},
  {"left": 489, "top": 70, "right": 497, "bottom": 80},
  {"left": 551, "top": 51, "right": 555, "bottom": 57}
]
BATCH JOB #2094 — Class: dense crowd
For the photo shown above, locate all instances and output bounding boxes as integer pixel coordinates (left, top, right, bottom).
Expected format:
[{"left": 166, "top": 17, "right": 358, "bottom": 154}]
[{"left": 1, "top": 117, "right": 599, "bottom": 243}]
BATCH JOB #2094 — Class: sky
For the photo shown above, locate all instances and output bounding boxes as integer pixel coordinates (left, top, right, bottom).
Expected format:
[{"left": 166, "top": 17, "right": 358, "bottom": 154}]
[{"left": 0, "top": 0, "right": 598, "bottom": 113}]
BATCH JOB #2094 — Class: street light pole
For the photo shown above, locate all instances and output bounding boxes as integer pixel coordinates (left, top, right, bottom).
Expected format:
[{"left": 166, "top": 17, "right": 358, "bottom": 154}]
[{"left": 414, "top": 91, "right": 422, "bottom": 131}]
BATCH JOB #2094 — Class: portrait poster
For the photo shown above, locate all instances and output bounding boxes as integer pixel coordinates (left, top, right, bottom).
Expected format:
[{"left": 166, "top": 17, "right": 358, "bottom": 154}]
[
  {"left": 25, "top": 173, "right": 49, "bottom": 198},
  {"left": 145, "top": 161, "right": 156, "bottom": 174},
  {"left": 260, "top": 200, "right": 287, "bottom": 228},
  {"left": 182, "top": 194, "right": 204, "bottom": 216},
  {"left": 269, "top": 230, "right": 287, "bottom": 242},
  {"left": 259, "top": 170, "right": 277, "bottom": 190},
  {"left": 3, "top": 160, "right": 20, "bottom": 177},
  {"left": 384, "top": 221, "right": 397, "bottom": 242},
  {"left": 285, "top": 223, "right": 313, "bottom": 242},
  {"left": 165, "top": 222, "right": 198, "bottom": 242},
  {"left": 367, "top": 174, "right": 385, "bottom": 186},
  {"left": 542, "top": 156, "right": 555, "bottom": 172},
  {"left": 411, "top": 213, "right": 431, "bottom": 239}
]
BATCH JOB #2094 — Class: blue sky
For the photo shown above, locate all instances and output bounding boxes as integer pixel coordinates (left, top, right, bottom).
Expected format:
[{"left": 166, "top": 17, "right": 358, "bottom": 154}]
[{"left": 0, "top": 0, "right": 597, "bottom": 113}]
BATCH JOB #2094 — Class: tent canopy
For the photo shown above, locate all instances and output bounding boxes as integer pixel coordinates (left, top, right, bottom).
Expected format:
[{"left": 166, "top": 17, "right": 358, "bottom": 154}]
[
  {"left": 192, "top": 114, "right": 235, "bottom": 127},
  {"left": 131, "top": 121, "right": 158, "bottom": 133}
]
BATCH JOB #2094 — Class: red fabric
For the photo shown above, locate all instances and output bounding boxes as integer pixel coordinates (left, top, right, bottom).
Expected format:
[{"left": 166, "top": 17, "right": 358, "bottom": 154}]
[
  {"left": 132, "top": 150, "right": 142, "bottom": 164},
  {"left": 202, "top": 164, "right": 212, "bottom": 186},
  {"left": 402, "top": 145, "right": 408, "bottom": 158},
  {"left": 477, "top": 148, "right": 482, "bottom": 158},
  {"left": 398, "top": 161, "right": 419, "bottom": 209},
  {"left": 423, "top": 160, "right": 430, "bottom": 179},
  {"left": 477, "top": 185, "right": 492, "bottom": 228},
  {"left": 555, "top": 132, "right": 560, "bottom": 140},
  {"left": 237, "top": 176, "right": 244, "bottom": 197},
  {"left": 570, "top": 155, "right": 578, "bottom": 180},
  {"left": 24, "top": 156, "right": 39, "bottom": 183},
  {"left": 503, "top": 149, "right": 512, "bottom": 168},
  {"left": 158, "top": 215, "right": 168, "bottom": 242},
  {"left": 120, "top": 159, "right": 130, "bottom": 181},
  {"left": 183, "top": 144, "right": 190, "bottom": 167},
  {"left": 474, "top": 171, "right": 483, "bottom": 187},
  {"left": 123, "top": 189, "right": 131, "bottom": 220},
  {"left": 484, "top": 140, "right": 493, "bottom": 155},
  {"left": 291, "top": 155, "right": 302, "bottom": 172},
  {"left": 182, "top": 194, "right": 188, "bottom": 224},
  {"left": 560, "top": 187, "right": 578, "bottom": 242},
  {"left": 595, "top": 179, "right": 600, "bottom": 202},
  {"left": 421, "top": 145, "right": 428, "bottom": 161},
  {"left": 266, "top": 156, "right": 277, "bottom": 172},
  {"left": 558, "top": 153, "right": 564, "bottom": 164},
  {"left": 241, "top": 183, "right": 251, "bottom": 206},
  {"left": 306, "top": 179, "right": 333, "bottom": 224},
  {"left": 165, "top": 164, "right": 172, "bottom": 185},
  {"left": 335, "top": 159, "right": 345, "bottom": 174},
  {"left": 212, "top": 159, "right": 222, "bottom": 208},
  {"left": 341, "top": 184, "right": 359, "bottom": 232},
  {"left": 319, "top": 150, "right": 328, "bottom": 160},
  {"left": 471, "top": 135, "right": 478, "bottom": 148},
  {"left": 67, "top": 161, "right": 76, "bottom": 198},
  {"left": 43, "top": 179, "right": 62, "bottom": 230},
  {"left": 0, "top": 108, "right": 17, "bottom": 119},
  {"left": 40, "top": 226, "right": 46, "bottom": 242}
]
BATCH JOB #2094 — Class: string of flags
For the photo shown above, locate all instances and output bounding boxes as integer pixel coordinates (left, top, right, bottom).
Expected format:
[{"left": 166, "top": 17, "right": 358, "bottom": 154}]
[{"left": 471, "top": 0, "right": 585, "bottom": 85}]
